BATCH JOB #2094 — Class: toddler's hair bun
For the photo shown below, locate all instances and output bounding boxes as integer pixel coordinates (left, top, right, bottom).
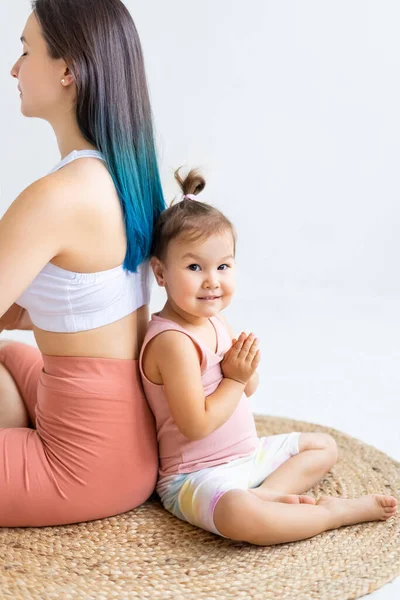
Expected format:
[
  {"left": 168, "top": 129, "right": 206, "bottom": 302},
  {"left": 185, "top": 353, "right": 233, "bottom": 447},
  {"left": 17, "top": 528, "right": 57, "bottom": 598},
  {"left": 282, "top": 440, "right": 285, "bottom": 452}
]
[
  {"left": 174, "top": 167, "right": 206, "bottom": 199},
  {"left": 151, "top": 166, "right": 237, "bottom": 262}
]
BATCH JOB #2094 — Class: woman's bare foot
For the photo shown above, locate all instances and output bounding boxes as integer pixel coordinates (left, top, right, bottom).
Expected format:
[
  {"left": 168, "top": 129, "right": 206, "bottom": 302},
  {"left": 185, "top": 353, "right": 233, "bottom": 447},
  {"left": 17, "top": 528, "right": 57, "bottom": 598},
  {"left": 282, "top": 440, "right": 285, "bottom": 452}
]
[
  {"left": 317, "top": 494, "right": 398, "bottom": 528},
  {"left": 249, "top": 490, "right": 316, "bottom": 505}
]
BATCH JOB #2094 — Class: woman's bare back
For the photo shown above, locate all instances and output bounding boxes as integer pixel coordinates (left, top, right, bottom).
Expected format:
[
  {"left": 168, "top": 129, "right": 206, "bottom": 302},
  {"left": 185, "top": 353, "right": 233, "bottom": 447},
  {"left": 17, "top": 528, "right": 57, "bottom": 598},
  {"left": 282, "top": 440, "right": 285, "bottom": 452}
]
[{"left": 26, "top": 155, "right": 148, "bottom": 360}]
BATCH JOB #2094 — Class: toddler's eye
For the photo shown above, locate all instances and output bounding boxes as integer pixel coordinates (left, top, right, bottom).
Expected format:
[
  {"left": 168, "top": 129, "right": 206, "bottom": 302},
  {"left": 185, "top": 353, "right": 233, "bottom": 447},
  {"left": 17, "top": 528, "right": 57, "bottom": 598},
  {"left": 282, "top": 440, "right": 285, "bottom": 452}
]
[
  {"left": 21, "top": 52, "right": 27, "bottom": 57},
  {"left": 188, "top": 264, "right": 200, "bottom": 271},
  {"left": 218, "top": 264, "right": 229, "bottom": 270}
]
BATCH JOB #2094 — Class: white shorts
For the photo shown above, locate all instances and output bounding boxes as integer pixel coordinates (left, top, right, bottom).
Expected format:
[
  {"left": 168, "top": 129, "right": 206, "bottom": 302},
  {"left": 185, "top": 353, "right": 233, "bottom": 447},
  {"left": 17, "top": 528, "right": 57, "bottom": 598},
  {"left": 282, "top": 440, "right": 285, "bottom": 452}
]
[{"left": 156, "top": 431, "right": 302, "bottom": 537}]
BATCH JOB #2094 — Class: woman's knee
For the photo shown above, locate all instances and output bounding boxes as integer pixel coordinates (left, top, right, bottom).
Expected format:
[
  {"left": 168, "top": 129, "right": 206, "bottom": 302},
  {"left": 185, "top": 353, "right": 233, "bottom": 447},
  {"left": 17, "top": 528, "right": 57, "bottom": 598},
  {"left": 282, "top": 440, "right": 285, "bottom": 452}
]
[
  {"left": 0, "top": 339, "right": 26, "bottom": 363},
  {"left": 0, "top": 339, "right": 16, "bottom": 352},
  {"left": 0, "top": 363, "right": 29, "bottom": 428}
]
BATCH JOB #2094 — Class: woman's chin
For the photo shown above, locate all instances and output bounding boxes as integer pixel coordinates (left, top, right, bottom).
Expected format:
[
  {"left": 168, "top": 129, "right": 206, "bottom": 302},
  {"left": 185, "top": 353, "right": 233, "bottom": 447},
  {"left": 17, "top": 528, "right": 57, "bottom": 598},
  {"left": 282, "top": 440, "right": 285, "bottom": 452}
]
[{"left": 19, "top": 101, "right": 32, "bottom": 117}]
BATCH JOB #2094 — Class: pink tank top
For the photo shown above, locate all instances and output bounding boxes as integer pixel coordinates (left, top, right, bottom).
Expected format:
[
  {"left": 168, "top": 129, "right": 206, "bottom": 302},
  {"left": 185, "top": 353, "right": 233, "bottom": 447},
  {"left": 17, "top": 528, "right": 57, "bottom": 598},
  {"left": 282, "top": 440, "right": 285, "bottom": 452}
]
[{"left": 139, "top": 312, "right": 259, "bottom": 477}]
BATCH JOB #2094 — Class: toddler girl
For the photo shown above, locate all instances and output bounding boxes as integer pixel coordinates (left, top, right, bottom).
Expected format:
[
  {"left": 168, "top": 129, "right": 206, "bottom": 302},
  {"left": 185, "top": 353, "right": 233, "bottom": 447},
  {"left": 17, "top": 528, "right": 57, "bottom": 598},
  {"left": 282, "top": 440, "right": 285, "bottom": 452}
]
[{"left": 138, "top": 168, "right": 397, "bottom": 545}]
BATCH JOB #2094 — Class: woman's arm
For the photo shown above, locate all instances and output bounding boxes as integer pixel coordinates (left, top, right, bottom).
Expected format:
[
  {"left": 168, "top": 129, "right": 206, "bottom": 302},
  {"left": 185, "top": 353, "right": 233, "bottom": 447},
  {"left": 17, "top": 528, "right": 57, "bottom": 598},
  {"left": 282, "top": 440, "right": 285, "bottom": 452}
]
[
  {"left": 0, "top": 303, "right": 33, "bottom": 332},
  {"left": 0, "top": 178, "right": 69, "bottom": 322}
]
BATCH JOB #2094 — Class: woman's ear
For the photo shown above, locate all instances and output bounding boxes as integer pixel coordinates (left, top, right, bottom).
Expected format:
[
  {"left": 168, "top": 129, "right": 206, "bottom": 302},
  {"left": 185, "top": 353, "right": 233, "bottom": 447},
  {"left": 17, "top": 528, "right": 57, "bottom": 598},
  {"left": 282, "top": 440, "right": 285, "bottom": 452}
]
[
  {"left": 150, "top": 257, "right": 165, "bottom": 287},
  {"left": 60, "top": 64, "right": 74, "bottom": 87}
]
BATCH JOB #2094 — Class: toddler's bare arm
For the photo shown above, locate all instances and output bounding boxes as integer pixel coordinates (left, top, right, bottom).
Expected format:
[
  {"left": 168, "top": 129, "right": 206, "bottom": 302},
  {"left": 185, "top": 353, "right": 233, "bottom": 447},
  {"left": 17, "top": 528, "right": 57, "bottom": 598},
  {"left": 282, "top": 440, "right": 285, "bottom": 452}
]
[
  {"left": 244, "top": 371, "right": 259, "bottom": 397},
  {"left": 154, "top": 330, "right": 246, "bottom": 441}
]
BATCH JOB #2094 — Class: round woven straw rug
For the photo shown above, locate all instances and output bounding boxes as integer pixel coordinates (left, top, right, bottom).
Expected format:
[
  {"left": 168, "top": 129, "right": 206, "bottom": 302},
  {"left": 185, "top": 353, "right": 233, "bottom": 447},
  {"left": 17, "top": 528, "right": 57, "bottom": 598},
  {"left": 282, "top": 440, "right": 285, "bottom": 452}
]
[{"left": 0, "top": 415, "right": 398, "bottom": 600}]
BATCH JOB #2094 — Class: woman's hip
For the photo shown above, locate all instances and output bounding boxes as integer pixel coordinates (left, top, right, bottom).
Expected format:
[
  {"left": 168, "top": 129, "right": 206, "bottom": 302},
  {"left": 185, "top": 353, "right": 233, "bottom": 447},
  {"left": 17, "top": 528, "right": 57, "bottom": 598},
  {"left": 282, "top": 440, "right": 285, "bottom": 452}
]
[
  {"left": 0, "top": 345, "right": 158, "bottom": 525},
  {"left": 36, "top": 353, "right": 158, "bottom": 474}
]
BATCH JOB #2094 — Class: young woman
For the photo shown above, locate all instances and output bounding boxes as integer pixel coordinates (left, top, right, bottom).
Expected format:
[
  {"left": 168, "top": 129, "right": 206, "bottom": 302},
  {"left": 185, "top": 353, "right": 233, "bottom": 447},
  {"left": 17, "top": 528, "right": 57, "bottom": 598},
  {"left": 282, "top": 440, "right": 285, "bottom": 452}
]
[{"left": 0, "top": 0, "right": 166, "bottom": 526}]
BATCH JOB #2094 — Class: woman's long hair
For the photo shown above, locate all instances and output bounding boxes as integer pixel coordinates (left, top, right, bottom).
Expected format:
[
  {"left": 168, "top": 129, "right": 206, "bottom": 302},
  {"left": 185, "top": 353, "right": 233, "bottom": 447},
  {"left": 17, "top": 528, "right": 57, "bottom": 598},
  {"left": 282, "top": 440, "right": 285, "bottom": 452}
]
[{"left": 32, "top": 0, "right": 166, "bottom": 272}]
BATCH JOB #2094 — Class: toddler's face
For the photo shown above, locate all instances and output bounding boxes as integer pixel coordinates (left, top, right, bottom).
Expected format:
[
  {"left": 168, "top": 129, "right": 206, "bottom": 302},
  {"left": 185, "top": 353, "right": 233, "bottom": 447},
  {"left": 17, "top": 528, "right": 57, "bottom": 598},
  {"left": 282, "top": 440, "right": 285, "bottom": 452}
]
[{"left": 155, "top": 231, "right": 236, "bottom": 318}]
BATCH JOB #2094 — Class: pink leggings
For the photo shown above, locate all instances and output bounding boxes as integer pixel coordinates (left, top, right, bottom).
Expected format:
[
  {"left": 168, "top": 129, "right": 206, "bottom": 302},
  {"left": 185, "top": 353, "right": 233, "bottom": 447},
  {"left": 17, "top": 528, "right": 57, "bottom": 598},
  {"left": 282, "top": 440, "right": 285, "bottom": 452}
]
[{"left": 0, "top": 341, "right": 158, "bottom": 527}]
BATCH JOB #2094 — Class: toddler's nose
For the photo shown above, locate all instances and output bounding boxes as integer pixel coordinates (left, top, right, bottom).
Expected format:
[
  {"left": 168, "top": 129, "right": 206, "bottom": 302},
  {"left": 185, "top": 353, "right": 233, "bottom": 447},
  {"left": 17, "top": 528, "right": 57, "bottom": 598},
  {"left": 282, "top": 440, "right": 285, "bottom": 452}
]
[{"left": 204, "top": 279, "right": 220, "bottom": 290}]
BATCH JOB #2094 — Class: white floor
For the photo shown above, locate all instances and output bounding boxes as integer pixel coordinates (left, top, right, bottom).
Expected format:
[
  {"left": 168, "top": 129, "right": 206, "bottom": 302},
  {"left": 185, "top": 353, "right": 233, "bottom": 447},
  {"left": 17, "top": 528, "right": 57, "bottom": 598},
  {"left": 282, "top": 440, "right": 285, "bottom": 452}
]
[{"left": 2, "top": 287, "right": 399, "bottom": 599}]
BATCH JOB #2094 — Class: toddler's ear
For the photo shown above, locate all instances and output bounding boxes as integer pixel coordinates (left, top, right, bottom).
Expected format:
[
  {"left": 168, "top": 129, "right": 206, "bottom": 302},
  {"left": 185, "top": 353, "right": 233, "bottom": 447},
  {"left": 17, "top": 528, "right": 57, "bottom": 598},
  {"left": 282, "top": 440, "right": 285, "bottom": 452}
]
[{"left": 150, "top": 256, "right": 165, "bottom": 287}]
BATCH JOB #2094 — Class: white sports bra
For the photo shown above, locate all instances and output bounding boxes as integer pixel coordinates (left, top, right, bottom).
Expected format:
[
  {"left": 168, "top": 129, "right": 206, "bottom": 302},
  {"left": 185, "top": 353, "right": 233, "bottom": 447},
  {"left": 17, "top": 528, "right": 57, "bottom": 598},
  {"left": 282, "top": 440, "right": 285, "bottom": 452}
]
[{"left": 15, "top": 149, "right": 152, "bottom": 333}]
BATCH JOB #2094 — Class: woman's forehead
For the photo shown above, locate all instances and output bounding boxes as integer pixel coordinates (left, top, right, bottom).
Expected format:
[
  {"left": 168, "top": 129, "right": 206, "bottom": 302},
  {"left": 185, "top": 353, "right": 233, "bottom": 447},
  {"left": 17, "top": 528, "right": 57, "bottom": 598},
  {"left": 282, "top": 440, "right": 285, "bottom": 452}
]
[{"left": 21, "top": 12, "right": 40, "bottom": 45}]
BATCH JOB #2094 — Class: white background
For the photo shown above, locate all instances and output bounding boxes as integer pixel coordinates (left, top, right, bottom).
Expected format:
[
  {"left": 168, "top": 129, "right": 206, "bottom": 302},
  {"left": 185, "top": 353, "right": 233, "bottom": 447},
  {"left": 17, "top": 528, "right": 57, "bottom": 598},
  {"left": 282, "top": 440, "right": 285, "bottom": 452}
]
[{"left": 1, "top": 2, "right": 399, "bottom": 598}]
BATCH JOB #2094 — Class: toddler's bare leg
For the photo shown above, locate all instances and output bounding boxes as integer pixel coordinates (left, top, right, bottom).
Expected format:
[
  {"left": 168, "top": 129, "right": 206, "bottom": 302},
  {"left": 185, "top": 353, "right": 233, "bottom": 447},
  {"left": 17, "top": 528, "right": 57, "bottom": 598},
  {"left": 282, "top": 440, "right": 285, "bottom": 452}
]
[
  {"left": 213, "top": 489, "right": 397, "bottom": 546},
  {"left": 253, "top": 433, "right": 338, "bottom": 499}
]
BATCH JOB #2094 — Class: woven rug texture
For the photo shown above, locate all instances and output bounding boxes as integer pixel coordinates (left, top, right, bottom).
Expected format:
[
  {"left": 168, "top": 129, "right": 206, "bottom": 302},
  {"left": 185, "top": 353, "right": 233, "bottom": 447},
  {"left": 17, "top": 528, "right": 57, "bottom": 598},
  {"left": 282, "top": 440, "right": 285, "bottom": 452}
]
[{"left": 0, "top": 415, "right": 398, "bottom": 600}]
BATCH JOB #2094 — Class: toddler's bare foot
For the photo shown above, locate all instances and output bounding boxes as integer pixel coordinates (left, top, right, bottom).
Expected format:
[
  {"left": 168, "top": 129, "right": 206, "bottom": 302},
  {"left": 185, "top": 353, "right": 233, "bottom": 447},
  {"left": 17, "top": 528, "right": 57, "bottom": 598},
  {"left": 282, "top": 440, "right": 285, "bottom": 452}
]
[
  {"left": 317, "top": 494, "right": 397, "bottom": 528},
  {"left": 250, "top": 490, "right": 316, "bottom": 505}
]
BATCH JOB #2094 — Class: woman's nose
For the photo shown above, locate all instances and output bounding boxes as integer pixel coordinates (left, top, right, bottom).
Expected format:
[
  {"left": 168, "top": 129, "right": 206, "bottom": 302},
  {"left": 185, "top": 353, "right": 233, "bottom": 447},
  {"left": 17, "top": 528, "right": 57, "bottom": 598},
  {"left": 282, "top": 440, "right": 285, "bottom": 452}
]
[{"left": 10, "top": 61, "right": 20, "bottom": 79}]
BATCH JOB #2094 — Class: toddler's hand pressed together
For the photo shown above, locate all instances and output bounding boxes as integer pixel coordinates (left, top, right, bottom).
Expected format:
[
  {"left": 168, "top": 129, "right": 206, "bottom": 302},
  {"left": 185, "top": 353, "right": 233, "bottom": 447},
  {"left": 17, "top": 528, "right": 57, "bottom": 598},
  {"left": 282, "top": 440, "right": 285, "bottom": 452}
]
[{"left": 221, "top": 332, "right": 260, "bottom": 385}]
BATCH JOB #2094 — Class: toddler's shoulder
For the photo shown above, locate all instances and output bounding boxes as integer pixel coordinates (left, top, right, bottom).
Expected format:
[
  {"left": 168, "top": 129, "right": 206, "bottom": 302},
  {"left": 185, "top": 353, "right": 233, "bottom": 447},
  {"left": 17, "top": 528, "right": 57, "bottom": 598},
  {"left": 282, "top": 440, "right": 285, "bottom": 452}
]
[
  {"left": 142, "top": 325, "right": 202, "bottom": 366},
  {"left": 141, "top": 327, "right": 203, "bottom": 385}
]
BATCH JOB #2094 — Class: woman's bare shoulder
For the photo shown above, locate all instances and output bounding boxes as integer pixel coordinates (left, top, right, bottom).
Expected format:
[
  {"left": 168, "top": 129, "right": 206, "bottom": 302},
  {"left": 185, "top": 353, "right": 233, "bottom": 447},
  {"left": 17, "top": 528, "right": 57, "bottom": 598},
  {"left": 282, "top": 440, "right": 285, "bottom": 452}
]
[
  {"left": 44, "top": 157, "right": 114, "bottom": 207},
  {"left": 9, "top": 160, "right": 104, "bottom": 217},
  {"left": 41, "top": 157, "right": 125, "bottom": 266},
  {"left": 0, "top": 177, "right": 73, "bottom": 318},
  {"left": 3, "top": 157, "right": 123, "bottom": 271}
]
